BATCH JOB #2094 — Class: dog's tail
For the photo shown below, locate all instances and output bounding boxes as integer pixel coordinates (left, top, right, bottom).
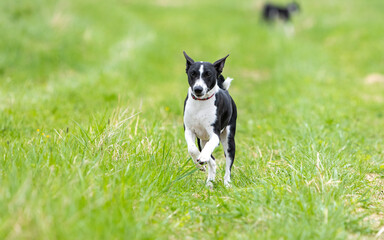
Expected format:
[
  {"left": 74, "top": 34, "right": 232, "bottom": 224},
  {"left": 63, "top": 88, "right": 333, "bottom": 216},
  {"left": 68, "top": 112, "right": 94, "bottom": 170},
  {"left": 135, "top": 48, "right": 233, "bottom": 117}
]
[
  {"left": 223, "top": 77, "right": 233, "bottom": 90},
  {"left": 218, "top": 75, "right": 234, "bottom": 90}
]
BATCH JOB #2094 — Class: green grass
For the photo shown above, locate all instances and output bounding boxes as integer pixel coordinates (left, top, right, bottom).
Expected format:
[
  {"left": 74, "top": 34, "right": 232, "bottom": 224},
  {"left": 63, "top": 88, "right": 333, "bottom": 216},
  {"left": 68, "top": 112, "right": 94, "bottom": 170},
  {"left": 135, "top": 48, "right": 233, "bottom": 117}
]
[{"left": 1, "top": 0, "right": 384, "bottom": 239}]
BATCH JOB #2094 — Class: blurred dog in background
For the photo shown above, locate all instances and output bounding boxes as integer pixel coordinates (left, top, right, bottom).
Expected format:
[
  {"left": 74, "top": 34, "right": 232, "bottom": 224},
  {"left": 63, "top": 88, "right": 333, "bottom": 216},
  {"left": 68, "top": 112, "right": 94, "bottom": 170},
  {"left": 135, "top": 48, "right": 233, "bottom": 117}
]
[{"left": 262, "top": 2, "right": 300, "bottom": 22}]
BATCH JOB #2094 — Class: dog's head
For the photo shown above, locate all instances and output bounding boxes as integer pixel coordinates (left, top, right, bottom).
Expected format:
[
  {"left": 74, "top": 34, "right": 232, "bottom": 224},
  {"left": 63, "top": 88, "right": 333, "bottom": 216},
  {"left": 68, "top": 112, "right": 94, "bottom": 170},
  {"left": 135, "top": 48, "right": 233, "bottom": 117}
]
[
  {"left": 183, "top": 51, "right": 229, "bottom": 98},
  {"left": 287, "top": 2, "right": 300, "bottom": 13}
]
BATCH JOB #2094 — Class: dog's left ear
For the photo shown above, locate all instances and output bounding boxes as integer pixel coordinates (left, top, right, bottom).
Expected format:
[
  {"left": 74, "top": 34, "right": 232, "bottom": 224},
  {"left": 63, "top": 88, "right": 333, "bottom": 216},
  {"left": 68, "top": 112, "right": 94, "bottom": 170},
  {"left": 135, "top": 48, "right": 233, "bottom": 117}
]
[
  {"left": 183, "top": 51, "right": 195, "bottom": 73},
  {"left": 213, "top": 54, "right": 229, "bottom": 74}
]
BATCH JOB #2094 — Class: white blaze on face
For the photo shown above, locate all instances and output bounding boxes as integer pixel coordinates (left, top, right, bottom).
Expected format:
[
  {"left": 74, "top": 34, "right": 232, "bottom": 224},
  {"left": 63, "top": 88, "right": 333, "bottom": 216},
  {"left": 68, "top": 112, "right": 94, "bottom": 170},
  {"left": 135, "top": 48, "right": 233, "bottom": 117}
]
[
  {"left": 199, "top": 64, "right": 204, "bottom": 77},
  {"left": 192, "top": 64, "right": 208, "bottom": 96}
]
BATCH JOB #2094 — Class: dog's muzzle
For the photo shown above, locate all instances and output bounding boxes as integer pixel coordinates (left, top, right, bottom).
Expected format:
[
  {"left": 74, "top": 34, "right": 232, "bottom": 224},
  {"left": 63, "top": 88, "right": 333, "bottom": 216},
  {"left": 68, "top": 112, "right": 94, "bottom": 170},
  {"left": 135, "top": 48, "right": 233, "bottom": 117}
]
[{"left": 193, "top": 86, "right": 204, "bottom": 97}]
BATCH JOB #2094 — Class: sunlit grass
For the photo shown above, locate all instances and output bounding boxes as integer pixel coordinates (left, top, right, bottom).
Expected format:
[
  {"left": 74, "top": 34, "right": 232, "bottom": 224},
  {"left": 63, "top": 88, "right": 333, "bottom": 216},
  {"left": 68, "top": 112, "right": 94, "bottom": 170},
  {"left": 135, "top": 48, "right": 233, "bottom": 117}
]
[{"left": 1, "top": 0, "right": 384, "bottom": 239}]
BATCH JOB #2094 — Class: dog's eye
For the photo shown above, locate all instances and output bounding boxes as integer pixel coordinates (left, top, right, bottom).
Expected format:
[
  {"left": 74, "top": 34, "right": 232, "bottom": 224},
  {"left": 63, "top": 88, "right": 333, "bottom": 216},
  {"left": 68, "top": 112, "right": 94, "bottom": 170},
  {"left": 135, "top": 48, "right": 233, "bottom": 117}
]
[
  {"left": 204, "top": 72, "right": 212, "bottom": 77},
  {"left": 191, "top": 72, "right": 197, "bottom": 78}
]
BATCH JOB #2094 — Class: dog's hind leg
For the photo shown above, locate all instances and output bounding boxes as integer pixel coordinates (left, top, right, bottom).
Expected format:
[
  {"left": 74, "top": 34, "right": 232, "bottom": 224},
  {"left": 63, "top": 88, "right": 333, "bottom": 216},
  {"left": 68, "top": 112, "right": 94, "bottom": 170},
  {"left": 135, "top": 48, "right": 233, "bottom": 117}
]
[
  {"left": 200, "top": 140, "right": 216, "bottom": 187},
  {"left": 197, "top": 138, "right": 202, "bottom": 152},
  {"left": 220, "top": 124, "right": 236, "bottom": 187},
  {"left": 196, "top": 138, "right": 206, "bottom": 172}
]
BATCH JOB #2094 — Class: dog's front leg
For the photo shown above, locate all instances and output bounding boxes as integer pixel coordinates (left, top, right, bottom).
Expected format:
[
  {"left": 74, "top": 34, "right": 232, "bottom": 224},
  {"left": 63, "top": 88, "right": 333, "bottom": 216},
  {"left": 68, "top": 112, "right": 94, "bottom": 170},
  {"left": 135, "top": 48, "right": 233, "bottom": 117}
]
[
  {"left": 197, "top": 134, "right": 220, "bottom": 164},
  {"left": 185, "top": 128, "right": 205, "bottom": 171}
]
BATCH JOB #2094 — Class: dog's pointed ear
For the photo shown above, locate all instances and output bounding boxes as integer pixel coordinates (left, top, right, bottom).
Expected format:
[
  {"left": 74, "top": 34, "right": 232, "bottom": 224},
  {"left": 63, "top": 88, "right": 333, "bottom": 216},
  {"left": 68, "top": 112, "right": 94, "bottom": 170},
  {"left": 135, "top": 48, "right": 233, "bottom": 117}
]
[
  {"left": 183, "top": 51, "right": 194, "bottom": 73},
  {"left": 213, "top": 54, "right": 229, "bottom": 74}
]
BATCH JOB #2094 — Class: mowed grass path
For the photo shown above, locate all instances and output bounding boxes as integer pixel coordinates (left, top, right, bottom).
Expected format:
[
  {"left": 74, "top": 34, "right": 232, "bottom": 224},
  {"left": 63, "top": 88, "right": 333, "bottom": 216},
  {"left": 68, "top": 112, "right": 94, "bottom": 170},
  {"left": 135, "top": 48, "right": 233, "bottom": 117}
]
[{"left": 1, "top": 0, "right": 384, "bottom": 239}]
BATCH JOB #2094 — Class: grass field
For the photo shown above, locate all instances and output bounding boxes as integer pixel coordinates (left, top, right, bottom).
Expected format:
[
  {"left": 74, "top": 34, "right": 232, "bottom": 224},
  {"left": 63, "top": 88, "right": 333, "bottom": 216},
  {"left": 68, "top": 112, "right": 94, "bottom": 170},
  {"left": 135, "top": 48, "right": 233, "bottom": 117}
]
[{"left": 1, "top": 0, "right": 384, "bottom": 239}]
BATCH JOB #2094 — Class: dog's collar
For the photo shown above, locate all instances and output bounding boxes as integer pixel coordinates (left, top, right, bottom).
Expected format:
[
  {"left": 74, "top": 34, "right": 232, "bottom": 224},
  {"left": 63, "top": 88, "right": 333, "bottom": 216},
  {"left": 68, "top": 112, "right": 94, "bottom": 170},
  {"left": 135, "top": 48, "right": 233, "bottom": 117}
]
[{"left": 191, "top": 93, "right": 215, "bottom": 101}]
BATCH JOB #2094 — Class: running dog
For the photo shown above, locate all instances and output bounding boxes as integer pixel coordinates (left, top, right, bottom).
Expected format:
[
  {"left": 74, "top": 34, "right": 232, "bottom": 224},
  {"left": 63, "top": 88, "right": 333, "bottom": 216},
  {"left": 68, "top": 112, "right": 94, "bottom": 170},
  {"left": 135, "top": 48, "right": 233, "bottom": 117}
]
[{"left": 183, "top": 51, "right": 237, "bottom": 187}]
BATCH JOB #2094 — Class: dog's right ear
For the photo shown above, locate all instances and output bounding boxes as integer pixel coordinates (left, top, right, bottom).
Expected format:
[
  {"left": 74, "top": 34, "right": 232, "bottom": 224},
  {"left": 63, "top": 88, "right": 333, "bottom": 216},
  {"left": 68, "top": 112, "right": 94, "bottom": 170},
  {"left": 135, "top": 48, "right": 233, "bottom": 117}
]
[{"left": 183, "top": 51, "right": 194, "bottom": 73}]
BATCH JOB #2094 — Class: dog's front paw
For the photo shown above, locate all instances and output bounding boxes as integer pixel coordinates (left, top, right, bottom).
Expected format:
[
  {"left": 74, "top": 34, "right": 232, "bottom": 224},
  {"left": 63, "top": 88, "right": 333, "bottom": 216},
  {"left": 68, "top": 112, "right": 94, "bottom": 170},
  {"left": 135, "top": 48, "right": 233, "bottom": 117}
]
[
  {"left": 224, "top": 180, "right": 231, "bottom": 188},
  {"left": 197, "top": 154, "right": 210, "bottom": 165},
  {"left": 191, "top": 160, "right": 206, "bottom": 171},
  {"left": 224, "top": 177, "right": 231, "bottom": 188},
  {"left": 206, "top": 180, "right": 214, "bottom": 189},
  {"left": 194, "top": 164, "right": 206, "bottom": 172}
]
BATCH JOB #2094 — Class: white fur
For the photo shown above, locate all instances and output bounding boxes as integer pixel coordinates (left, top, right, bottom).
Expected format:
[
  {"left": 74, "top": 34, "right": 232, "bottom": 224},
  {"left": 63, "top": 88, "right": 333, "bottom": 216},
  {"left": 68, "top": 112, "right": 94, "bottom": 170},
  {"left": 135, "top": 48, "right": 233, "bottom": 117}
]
[
  {"left": 198, "top": 134, "right": 219, "bottom": 163},
  {"left": 220, "top": 126, "right": 232, "bottom": 186},
  {"left": 184, "top": 86, "right": 219, "bottom": 141},
  {"left": 223, "top": 77, "right": 233, "bottom": 90},
  {"left": 184, "top": 85, "right": 220, "bottom": 181},
  {"left": 199, "top": 64, "right": 204, "bottom": 76},
  {"left": 200, "top": 140, "right": 216, "bottom": 187},
  {"left": 184, "top": 128, "right": 205, "bottom": 171}
]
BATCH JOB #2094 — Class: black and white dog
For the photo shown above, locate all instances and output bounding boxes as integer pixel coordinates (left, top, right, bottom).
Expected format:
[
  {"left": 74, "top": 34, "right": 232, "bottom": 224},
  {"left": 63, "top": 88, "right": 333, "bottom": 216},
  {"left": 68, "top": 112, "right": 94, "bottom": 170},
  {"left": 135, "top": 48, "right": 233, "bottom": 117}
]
[
  {"left": 183, "top": 51, "right": 237, "bottom": 187},
  {"left": 262, "top": 2, "right": 300, "bottom": 22}
]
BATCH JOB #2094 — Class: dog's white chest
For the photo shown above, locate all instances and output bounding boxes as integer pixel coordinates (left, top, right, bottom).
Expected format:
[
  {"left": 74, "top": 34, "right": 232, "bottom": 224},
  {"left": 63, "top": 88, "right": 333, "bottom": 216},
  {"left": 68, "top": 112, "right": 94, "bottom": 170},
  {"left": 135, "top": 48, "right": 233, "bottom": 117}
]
[{"left": 184, "top": 97, "right": 217, "bottom": 141}]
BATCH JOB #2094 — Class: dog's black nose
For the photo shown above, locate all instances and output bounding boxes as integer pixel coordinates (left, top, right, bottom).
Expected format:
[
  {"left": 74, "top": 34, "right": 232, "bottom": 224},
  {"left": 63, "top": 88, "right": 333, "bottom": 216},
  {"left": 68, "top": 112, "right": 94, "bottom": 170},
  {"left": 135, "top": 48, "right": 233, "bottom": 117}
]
[{"left": 193, "top": 86, "right": 203, "bottom": 95}]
